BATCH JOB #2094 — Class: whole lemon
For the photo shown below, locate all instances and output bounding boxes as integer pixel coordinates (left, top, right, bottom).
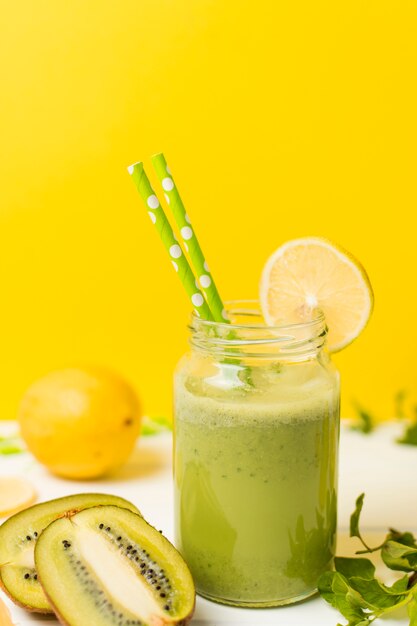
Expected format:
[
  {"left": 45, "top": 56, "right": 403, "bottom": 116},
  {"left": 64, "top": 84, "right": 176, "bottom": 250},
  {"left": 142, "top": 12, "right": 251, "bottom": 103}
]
[{"left": 17, "top": 367, "right": 141, "bottom": 479}]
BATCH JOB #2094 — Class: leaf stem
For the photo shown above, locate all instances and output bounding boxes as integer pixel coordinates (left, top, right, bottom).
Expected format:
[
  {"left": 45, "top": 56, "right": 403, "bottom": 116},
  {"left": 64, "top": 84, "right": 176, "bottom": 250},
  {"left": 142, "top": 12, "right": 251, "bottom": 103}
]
[{"left": 355, "top": 539, "right": 387, "bottom": 555}]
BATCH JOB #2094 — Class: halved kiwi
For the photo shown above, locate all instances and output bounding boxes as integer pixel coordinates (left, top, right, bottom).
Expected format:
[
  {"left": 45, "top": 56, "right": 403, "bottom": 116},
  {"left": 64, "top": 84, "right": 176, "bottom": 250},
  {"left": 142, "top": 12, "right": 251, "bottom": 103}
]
[
  {"left": 0, "top": 493, "right": 140, "bottom": 613},
  {"left": 35, "top": 505, "right": 195, "bottom": 626}
]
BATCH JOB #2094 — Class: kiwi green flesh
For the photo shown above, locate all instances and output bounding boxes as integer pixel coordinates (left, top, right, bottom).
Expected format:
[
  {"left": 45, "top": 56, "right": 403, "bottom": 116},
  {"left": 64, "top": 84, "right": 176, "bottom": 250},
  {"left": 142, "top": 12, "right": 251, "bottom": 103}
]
[
  {"left": 0, "top": 494, "right": 140, "bottom": 613},
  {"left": 35, "top": 505, "right": 195, "bottom": 626}
]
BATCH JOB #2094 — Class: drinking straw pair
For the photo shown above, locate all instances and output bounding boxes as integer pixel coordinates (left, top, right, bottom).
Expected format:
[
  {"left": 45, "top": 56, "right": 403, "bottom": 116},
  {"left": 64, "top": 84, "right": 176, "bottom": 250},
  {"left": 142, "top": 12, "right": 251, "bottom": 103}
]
[{"left": 128, "top": 154, "right": 228, "bottom": 323}]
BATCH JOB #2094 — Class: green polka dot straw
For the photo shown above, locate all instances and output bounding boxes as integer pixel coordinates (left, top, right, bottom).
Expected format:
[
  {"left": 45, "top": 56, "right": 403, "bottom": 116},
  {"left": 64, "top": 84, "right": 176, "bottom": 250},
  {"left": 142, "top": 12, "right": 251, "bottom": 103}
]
[
  {"left": 151, "top": 153, "right": 229, "bottom": 324},
  {"left": 127, "top": 161, "right": 213, "bottom": 321}
]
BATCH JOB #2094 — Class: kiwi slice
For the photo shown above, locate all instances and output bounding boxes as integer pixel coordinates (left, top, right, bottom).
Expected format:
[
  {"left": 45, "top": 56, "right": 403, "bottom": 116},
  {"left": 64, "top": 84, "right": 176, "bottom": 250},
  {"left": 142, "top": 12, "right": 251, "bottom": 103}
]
[
  {"left": 35, "top": 505, "right": 195, "bottom": 626},
  {"left": 0, "top": 493, "right": 140, "bottom": 613}
]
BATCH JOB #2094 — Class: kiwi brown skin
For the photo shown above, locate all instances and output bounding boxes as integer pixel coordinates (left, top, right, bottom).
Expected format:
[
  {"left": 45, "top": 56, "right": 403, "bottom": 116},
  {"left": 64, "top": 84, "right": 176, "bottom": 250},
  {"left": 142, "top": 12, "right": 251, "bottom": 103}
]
[{"left": 0, "top": 494, "right": 141, "bottom": 614}]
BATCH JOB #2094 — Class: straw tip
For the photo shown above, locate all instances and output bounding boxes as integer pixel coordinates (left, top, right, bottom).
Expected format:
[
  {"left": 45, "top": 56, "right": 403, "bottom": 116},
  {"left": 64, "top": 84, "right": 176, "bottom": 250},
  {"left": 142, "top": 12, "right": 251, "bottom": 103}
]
[{"left": 127, "top": 161, "right": 143, "bottom": 175}]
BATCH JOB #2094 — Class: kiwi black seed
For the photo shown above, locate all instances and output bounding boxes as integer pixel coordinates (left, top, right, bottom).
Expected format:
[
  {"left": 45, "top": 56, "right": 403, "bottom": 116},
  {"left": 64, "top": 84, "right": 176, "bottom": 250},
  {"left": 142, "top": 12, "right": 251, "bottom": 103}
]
[
  {"left": 34, "top": 505, "right": 195, "bottom": 626},
  {"left": 91, "top": 523, "right": 174, "bottom": 598},
  {"left": 0, "top": 493, "right": 140, "bottom": 613}
]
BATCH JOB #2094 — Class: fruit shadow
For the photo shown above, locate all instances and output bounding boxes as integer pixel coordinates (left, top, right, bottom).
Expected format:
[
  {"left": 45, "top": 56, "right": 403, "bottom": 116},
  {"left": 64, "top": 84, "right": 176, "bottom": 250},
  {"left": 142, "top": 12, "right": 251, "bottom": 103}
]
[{"left": 107, "top": 441, "right": 172, "bottom": 482}]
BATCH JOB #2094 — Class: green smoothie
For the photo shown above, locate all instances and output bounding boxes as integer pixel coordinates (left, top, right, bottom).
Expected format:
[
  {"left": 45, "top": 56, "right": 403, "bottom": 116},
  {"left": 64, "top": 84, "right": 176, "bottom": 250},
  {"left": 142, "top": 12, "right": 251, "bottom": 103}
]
[{"left": 174, "top": 360, "right": 339, "bottom": 606}]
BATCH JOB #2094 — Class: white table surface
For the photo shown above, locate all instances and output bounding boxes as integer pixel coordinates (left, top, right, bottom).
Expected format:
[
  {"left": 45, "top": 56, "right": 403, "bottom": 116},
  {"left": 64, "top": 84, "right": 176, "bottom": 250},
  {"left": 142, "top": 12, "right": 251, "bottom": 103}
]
[{"left": 1, "top": 421, "right": 416, "bottom": 625}]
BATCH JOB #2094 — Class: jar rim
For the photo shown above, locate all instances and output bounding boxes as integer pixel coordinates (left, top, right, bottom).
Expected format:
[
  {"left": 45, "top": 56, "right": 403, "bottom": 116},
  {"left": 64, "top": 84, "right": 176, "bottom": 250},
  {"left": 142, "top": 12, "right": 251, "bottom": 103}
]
[
  {"left": 190, "top": 299, "right": 326, "bottom": 332},
  {"left": 189, "top": 300, "right": 327, "bottom": 359}
]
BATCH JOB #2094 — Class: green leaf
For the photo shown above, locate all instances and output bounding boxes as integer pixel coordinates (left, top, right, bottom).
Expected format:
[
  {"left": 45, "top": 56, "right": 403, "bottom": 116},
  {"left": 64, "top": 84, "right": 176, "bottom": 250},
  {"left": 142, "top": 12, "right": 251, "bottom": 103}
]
[
  {"left": 387, "top": 528, "right": 417, "bottom": 548},
  {"left": 0, "top": 436, "right": 25, "bottom": 455},
  {"left": 394, "top": 389, "right": 408, "bottom": 419},
  {"left": 393, "top": 389, "right": 417, "bottom": 445},
  {"left": 349, "top": 494, "right": 385, "bottom": 554},
  {"left": 335, "top": 557, "right": 375, "bottom": 580},
  {"left": 318, "top": 570, "right": 339, "bottom": 606},
  {"left": 237, "top": 366, "right": 254, "bottom": 388},
  {"left": 390, "top": 574, "right": 411, "bottom": 593},
  {"left": 319, "top": 492, "right": 417, "bottom": 626},
  {"left": 320, "top": 569, "right": 411, "bottom": 618},
  {"left": 334, "top": 558, "right": 408, "bottom": 614},
  {"left": 318, "top": 568, "right": 413, "bottom": 625},
  {"left": 350, "top": 493, "right": 377, "bottom": 553},
  {"left": 348, "top": 576, "right": 410, "bottom": 609},
  {"left": 381, "top": 540, "right": 417, "bottom": 572},
  {"left": 350, "top": 493, "right": 365, "bottom": 540},
  {"left": 141, "top": 415, "right": 172, "bottom": 436},
  {"left": 398, "top": 420, "right": 417, "bottom": 446},
  {"left": 320, "top": 572, "right": 368, "bottom": 619},
  {"left": 350, "top": 405, "right": 375, "bottom": 434}
]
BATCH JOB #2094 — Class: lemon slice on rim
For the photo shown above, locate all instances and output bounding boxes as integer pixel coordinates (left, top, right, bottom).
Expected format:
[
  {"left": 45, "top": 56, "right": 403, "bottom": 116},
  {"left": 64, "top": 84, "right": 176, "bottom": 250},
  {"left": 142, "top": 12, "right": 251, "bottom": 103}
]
[
  {"left": 0, "top": 477, "right": 37, "bottom": 517},
  {"left": 259, "top": 237, "right": 374, "bottom": 352}
]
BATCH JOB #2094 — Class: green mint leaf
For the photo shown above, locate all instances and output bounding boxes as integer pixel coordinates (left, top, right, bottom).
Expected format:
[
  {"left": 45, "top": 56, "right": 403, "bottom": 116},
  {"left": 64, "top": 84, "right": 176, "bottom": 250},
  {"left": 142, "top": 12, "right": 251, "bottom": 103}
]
[
  {"left": 350, "top": 493, "right": 365, "bottom": 539},
  {"left": 318, "top": 571, "right": 371, "bottom": 623},
  {"left": 237, "top": 367, "right": 254, "bottom": 388},
  {"left": 348, "top": 576, "right": 410, "bottom": 609},
  {"left": 398, "top": 420, "right": 417, "bottom": 446},
  {"left": 318, "top": 570, "right": 337, "bottom": 605},
  {"left": 0, "top": 436, "right": 25, "bottom": 455},
  {"left": 394, "top": 389, "right": 407, "bottom": 418},
  {"left": 351, "top": 404, "right": 375, "bottom": 434},
  {"left": 318, "top": 568, "right": 411, "bottom": 626},
  {"left": 393, "top": 389, "right": 417, "bottom": 445},
  {"left": 387, "top": 528, "right": 417, "bottom": 548},
  {"left": 319, "top": 493, "right": 417, "bottom": 626},
  {"left": 381, "top": 540, "right": 417, "bottom": 572},
  {"left": 319, "top": 568, "right": 411, "bottom": 622},
  {"left": 350, "top": 494, "right": 385, "bottom": 554},
  {"left": 335, "top": 557, "right": 375, "bottom": 580},
  {"left": 141, "top": 416, "right": 172, "bottom": 436},
  {"left": 390, "top": 574, "right": 412, "bottom": 593},
  {"left": 350, "top": 493, "right": 377, "bottom": 553}
]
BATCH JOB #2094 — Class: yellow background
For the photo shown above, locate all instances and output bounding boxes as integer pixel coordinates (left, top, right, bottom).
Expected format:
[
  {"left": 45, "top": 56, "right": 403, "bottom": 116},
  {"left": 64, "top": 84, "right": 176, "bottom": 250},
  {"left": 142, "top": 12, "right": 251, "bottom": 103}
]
[{"left": 1, "top": 1, "right": 416, "bottom": 421}]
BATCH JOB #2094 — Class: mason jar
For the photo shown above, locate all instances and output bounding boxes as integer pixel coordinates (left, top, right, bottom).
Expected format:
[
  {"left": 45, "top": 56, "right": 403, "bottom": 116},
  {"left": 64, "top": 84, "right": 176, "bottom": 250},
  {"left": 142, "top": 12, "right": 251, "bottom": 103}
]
[{"left": 173, "top": 301, "right": 340, "bottom": 607}]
